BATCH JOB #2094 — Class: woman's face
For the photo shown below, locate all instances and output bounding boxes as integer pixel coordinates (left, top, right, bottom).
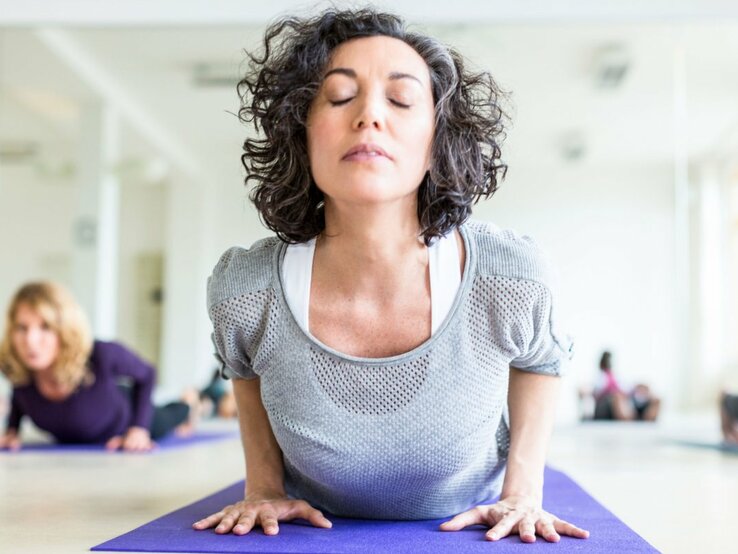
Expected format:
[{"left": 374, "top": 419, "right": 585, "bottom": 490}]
[
  {"left": 11, "top": 303, "right": 60, "bottom": 373},
  {"left": 306, "top": 35, "right": 435, "bottom": 209}
]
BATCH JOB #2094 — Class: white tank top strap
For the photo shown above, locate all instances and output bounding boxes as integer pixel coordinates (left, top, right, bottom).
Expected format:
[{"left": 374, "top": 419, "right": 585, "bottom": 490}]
[
  {"left": 428, "top": 230, "right": 462, "bottom": 333},
  {"left": 281, "top": 238, "right": 316, "bottom": 333},
  {"left": 282, "top": 231, "right": 461, "bottom": 336}
]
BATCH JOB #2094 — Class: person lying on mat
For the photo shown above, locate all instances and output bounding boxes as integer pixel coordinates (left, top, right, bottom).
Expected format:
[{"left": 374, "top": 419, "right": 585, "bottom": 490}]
[
  {"left": 194, "top": 8, "right": 589, "bottom": 544},
  {"left": 0, "top": 281, "right": 195, "bottom": 452}
]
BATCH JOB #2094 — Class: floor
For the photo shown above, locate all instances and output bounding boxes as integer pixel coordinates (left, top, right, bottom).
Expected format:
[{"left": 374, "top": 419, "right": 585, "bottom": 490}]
[{"left": 0, "top": 414, "right": 735, "bottom": 553}]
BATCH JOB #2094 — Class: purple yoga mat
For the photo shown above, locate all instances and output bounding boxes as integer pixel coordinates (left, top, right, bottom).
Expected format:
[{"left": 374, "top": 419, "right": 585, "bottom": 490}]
[
  {"left": 0, "top": 429, "right": 239, "bottom": 453},
  {"left": 91, "top": 467, "right": 658, "bottom": 553}
]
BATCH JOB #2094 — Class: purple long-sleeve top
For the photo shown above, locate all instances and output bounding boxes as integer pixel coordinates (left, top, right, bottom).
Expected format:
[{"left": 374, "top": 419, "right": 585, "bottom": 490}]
[{"left": 5, "top": 340, "right": 156, "bottom": 443}]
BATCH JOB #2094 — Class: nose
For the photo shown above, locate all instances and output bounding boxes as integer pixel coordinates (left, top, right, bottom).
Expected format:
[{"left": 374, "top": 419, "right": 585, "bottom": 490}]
[
  {"left": 352, "top": 91, "right": 385, "bottom": 131},
  {"left": 24, "top": 327, "right": 43, "bottom": 348}
]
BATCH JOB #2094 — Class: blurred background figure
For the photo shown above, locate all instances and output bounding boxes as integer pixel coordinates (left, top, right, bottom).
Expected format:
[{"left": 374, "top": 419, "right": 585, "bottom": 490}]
[
  {"left": 0, "top": 281, "right": 200, "bottom": 451},
  {"left": 720, "top": 391, "right": 738, "bottom": 445},
  {"left": 186, "top": 368, "right": 237, "bottom": 420},
  {"left": 580, "top": 351, "right": 661, "bottom": 421}
]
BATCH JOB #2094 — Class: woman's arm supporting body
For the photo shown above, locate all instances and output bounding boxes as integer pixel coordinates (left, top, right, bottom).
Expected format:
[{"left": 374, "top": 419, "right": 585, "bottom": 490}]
[
  {"left": 192, "top": 377, "right": 332, "bottom": 535},
  {"left": 0, "top": 394, "right": 23, "bottom": 450},
  {"left": 440, "top": 368, "right": 589, "bottom": 542},
  {"left": 102, "top": 342, "right": 157, "bottom": 451}
]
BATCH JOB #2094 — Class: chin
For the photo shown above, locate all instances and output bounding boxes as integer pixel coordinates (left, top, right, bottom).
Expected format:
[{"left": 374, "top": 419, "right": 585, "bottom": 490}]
[
  {"left": 26, "top": 361, "right": 52, "bottom": 372},
  {"left": 334, "top": 180, "right": 417, "bottom": 203}
]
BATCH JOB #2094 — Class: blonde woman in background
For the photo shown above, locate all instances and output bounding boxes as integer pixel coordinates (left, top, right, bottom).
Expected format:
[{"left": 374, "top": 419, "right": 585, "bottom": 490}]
[{"left": 0, "top": 281, "right": 192, "bottom": 451}]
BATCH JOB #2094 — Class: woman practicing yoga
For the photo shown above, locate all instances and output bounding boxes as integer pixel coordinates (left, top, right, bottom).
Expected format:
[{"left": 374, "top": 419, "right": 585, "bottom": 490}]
[
  {"left": 0, "top": 281, "right": 191, "bottom": 451},
  {"left": 195, "top": 8, "right": 589, "bottom": 543}
]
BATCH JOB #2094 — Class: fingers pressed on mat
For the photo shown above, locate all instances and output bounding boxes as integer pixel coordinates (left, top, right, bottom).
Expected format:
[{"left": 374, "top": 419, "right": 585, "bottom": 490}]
[
  {"left": 233, "top": 513, "right": 256, "bottom": 535},
  {"left": 537, "top": 521, "right": 560, "bottom": 542},
  {"left": 555, "top": 518, "right": 590, "bottom": 538},
  {"left": 486, "top": 514, "right": 519, "bottom": 541},
  {"left": 439, "top": 508, "right": 484, "bottom": 531},
  {"left": 518, "top": 519, "right": 537, "bottom": 543}
]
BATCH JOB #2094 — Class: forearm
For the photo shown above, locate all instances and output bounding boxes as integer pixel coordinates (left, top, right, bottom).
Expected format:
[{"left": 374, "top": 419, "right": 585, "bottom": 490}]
[
  {"left": 111, "top": 342, "right": 156, "bottom": 428},
  {"left": 501, "top": 367, "right": 560, "bottom": 502},
  {"left": 233, "top": 378, "right": 286, "bottom": 497},
  {"left": 7, "top": 395, "right": 23, "bottom": 431}
]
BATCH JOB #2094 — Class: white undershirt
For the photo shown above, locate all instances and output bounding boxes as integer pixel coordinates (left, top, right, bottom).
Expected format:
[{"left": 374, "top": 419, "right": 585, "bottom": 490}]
[{"left": 282, "top": 232, "right": 462, "bottom": 336}]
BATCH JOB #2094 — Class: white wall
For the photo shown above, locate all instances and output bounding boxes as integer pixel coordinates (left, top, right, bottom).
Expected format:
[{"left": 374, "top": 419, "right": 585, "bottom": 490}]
[
  {"left": 0, "top": 166, "right": 77, "bottom": 314},
  {"left": 475, "top": 161, "right": 678, "bottom": 421},
  {"left": 116, "top": 181, "right": 165, "bottom": 363}
]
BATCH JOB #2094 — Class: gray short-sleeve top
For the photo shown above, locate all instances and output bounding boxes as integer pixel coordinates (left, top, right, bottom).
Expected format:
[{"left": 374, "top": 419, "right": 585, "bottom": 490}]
[{"left": 207, "top": 220, "right": 573, "bottom": 519}]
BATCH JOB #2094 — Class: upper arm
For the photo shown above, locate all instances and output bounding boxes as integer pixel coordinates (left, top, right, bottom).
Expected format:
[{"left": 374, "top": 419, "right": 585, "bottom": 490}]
[
  {"left": 103, "top": 342, "right": 156, "bottom": 384},
  {"left": 207, "top": 243, "right": 277, "bottom": 381},
  {"left": 509, "top": 284, "right": 572, "bottom": 377}
]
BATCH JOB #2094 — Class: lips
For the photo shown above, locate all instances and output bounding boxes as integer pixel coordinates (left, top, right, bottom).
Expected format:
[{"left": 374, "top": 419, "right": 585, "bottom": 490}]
[{"left": 342, "top": 143, "right": 392, "bottom": 161}]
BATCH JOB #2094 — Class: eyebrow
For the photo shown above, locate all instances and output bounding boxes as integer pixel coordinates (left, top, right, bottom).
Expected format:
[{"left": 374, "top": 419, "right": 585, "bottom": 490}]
[{"left": 323, "top": 67, "right": 423, "bottom": 86}]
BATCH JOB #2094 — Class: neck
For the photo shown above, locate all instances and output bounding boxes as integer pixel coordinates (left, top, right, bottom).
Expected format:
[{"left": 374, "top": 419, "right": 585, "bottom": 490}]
[
  {"left": 33, "top": 366, "right": 61, "bottom": 385},
  {"left": 323, "top": 198, "right": 423, "bottom": 253},
  {"left": 317, "top": 200, "right": 427, "bottom": 293}
]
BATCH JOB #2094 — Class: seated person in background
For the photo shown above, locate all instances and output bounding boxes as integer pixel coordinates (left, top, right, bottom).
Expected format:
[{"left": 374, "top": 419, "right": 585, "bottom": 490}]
[
  {"left": 592, "top": 351, "right": 660, "bottom": 421},
  {"left": 0, "top": 281, "right": 195, "bottom": 451},
  {"left": 720, "top": 391, "right": 738, "bottom": 445}
]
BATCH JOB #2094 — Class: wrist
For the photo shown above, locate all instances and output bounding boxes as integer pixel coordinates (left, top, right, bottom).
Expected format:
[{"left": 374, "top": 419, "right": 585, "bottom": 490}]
[
  {"left": 245, "top": 469, "right": 285, "bottom": 500},
  {"left": 245, "top": 487, "right": 286, "bottom": 501},
  {"left": 499, "top": 489, "right": 543, "bottom": 506},
  {"left": 501, "top": 462, "right": 544, "bottom": 503},
  {"left": 127, "top": 426, "right": 150, "bottom": 435}
]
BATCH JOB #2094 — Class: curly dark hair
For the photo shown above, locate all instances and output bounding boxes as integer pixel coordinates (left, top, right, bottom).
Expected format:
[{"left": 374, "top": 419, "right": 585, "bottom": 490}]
[{"left": 237, "top": 8, "right": 508, "bottom": 244}]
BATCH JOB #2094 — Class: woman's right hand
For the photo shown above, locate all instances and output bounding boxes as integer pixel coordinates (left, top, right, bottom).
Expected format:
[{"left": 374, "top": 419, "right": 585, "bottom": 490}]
[
  {"left": 191, "top": 494, "right": 333, "bottom": 535},
  {"left": 0, "top": 430, "right": 21, "bottom": 450}
]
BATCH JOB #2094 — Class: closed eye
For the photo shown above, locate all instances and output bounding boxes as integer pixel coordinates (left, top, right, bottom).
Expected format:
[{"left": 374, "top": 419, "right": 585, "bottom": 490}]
[
  {"left": 329, "top": 98, "right": 411, "bottom": 108},
  {"left": 390, "top": 99, "right": 411, "bottom": 109}
]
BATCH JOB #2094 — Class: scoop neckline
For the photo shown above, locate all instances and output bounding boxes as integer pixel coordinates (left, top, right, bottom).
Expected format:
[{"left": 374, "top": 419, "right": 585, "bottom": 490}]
[{"left": 272, "top": 224, "right": 476, "bottom": 365}]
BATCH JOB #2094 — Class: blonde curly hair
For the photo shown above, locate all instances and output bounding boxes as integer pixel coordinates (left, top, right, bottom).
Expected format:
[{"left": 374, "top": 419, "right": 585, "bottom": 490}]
[{"left": 0, "top": 282, "right": 93, "bottom": 387}]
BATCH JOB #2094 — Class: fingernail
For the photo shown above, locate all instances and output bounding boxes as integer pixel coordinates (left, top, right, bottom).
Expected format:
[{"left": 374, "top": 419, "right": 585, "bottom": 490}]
[{"left": 488, "top": 532, "right": 498, "bottom": 541}]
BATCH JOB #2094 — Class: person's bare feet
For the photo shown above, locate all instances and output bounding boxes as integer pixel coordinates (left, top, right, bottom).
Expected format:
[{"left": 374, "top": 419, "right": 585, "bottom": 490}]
[
  {"left": 176, "top": 387, "right": 205, "bottom": 435},
  {"left": 217, "top": 391, "right": 238, "bottom": 419},
  {"left": 175, "top": 421, "right": 195, "bottom": 437}
]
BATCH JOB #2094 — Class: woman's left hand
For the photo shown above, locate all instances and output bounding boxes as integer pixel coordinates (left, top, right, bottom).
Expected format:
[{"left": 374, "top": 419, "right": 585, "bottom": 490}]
[
  {"left": 106, "top": 426, "right": 155, "bottom": 452},
  {"left": 440, "top": 495, "right": 590, "bottom": 543}
]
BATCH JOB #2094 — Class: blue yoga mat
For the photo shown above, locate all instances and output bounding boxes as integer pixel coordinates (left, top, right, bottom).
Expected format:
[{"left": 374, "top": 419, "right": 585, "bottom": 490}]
[
  {"left": 1, "top": 429, "right": 239, "bottom": 453},
  {"left": 91, "top": 467, "right": 658, "bottom": 553},
  {"left": 674, "top": 439, "right": 738, "bottom": 454}
]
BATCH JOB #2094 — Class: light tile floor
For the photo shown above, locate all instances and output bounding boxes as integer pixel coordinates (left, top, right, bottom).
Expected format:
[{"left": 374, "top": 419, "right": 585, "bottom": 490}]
[{"left": 0, "top": 415, "right": 735, "bottom": 553}]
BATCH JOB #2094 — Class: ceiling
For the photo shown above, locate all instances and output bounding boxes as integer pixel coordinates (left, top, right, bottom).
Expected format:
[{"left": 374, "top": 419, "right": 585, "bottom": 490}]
[{"left": 1, "top": 1, "right": 738, "bottom": 188}]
